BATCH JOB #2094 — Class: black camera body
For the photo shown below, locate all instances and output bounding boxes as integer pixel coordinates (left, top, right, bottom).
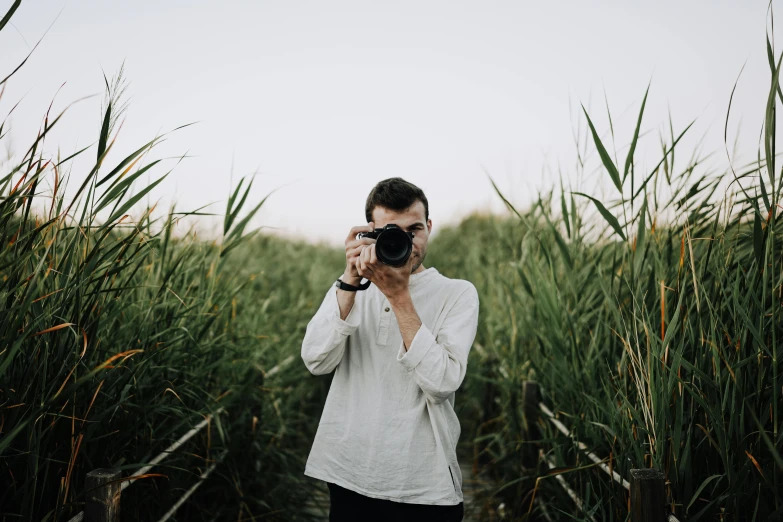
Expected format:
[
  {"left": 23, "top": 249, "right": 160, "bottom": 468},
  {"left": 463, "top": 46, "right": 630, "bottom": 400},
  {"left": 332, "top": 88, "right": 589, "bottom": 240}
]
[{"left": 357, "top": 224, "right": 415, "bottom": 267}]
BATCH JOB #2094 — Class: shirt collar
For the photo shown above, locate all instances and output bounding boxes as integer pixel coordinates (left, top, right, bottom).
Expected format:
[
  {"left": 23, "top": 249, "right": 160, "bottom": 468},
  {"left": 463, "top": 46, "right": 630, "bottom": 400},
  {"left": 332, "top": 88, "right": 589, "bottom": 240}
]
[{"left": 409, "top": 267, "right": 438, "bottom": 286}]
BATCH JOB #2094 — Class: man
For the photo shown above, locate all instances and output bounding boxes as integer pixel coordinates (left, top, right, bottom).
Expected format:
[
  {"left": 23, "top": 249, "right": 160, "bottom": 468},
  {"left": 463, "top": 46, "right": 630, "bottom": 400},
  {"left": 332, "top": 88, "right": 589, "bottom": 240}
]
[{"left": 301, "top": 177, "right": 479, "bottom": 522}]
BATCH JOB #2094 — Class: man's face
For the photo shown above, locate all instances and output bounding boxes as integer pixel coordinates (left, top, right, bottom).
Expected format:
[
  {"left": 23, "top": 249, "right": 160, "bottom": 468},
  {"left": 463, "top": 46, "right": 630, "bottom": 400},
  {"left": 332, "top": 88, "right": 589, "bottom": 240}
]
[{"left": 370, "top": 201, "right": 432, "bottom": 274}]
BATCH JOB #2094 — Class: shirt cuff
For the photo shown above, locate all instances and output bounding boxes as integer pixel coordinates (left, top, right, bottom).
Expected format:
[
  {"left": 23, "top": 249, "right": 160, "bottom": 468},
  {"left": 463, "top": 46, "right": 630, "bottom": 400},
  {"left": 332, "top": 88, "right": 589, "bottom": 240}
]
[
  {"left": 396, "top": 324, "right": 434, "bottom": 372},
  {"left": 330, "top": 286, "right": 360, "bottom": 336}
]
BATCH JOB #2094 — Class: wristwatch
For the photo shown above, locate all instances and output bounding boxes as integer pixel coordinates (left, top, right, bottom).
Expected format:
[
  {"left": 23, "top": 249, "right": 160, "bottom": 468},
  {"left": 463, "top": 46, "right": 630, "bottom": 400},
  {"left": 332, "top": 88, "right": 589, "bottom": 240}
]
[{"left": 335, "top": 278, "right": 371, "bottom": 291}]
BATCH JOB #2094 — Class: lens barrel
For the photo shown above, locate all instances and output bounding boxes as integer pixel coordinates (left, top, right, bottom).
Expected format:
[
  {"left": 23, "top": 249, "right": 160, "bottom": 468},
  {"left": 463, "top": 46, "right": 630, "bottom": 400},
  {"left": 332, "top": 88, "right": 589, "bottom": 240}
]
[
  {"left": 376, "top": 225, "right": 413, "bottom": 267},
  {"left": 357, "top": 224, "right": 413, "bottom": 267}
]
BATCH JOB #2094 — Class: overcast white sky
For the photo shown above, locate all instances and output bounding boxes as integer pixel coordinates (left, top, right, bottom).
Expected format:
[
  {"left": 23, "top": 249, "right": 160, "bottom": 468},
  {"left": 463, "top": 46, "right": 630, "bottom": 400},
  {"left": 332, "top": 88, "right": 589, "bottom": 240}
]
[{"left": 0, "top": 1, "right": 776, "bottom": 246}]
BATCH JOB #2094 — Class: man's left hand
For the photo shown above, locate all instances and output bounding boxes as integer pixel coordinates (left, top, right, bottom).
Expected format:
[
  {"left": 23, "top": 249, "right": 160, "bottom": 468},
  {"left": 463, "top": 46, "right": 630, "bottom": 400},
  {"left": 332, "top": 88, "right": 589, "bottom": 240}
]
[{"left": 355, "top": 243, "right": 414, "bottom": 300}]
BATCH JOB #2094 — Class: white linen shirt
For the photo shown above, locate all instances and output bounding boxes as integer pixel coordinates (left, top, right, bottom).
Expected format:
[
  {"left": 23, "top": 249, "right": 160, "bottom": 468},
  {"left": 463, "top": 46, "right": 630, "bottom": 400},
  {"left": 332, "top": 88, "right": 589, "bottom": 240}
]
[{"left": 301, "top": 267, "right": 479, "bottom": 506}]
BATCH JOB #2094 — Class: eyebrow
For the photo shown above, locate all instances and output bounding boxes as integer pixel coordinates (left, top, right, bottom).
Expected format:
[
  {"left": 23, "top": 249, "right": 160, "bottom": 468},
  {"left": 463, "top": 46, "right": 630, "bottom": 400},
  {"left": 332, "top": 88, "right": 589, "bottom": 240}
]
[{"left": 406, "top": 222, "right": 425, "bottom": 230}]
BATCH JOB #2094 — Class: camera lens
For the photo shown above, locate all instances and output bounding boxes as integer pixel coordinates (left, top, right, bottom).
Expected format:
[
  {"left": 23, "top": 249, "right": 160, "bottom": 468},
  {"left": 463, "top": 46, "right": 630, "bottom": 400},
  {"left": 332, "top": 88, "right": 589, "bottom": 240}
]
[{"left": 376, "top": 227, "right": 412, "bottom": 267}]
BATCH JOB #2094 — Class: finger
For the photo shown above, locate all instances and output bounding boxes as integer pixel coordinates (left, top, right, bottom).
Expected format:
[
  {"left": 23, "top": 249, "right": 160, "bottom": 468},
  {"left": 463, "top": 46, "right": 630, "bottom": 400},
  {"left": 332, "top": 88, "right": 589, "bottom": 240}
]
[
  {"left": 359, "top": 248, "right": 369, "bottom": 272},
  {"left": 346, "top": 245, "right": 364, "bottom": 260},
  {"left": 346, "top": 222, "right": 375, "bottom": 242},
  {"left": 361, "top": 247, "right": 375, "bottom": 274},
  {"left": 369, "top": 243, "right": 377, "bottom": 265},
  {"left": 349, "top": 245, "right": 366, "bottom": 268},
  {"left": 346, "top": 225, "right": 368, "bottom": 242},
  {"left": 345, "top": 237, "right": 376, "bottom": 250},
  {"left": 358, "top": 255, "right": 370, "bottom": 275}
]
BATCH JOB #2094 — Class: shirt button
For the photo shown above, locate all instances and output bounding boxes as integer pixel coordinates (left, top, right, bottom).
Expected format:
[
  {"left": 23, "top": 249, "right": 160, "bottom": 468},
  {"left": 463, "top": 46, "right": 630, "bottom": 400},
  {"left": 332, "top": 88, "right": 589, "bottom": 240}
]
[{"left": 384, "top": 307, "right": 390, "bottom": 312}]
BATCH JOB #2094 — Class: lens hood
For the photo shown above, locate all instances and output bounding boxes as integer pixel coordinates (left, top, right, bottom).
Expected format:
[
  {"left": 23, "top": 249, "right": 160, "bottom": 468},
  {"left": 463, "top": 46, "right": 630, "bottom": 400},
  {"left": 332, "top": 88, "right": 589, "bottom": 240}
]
[{"left": 358, "top": 224, "right": 414, "bottom": 267}]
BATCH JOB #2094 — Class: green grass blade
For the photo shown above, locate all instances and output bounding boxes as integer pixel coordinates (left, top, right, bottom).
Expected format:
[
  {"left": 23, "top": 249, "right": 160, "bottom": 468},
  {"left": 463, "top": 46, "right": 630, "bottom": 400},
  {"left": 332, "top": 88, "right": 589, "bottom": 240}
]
[
  {"left": 572, "top": 192, "right": 626, "bottom": 241},
  {"left": 582, "top": 103, "right": 622, "bottom": 193},
  {"left": 624, "top": 81, "right": 651, "bottom": 185}
]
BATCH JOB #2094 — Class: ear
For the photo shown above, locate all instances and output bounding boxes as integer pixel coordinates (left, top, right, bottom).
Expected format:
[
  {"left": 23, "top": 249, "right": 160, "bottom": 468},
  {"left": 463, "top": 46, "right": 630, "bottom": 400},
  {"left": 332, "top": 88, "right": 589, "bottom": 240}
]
[{"left": 426, "top": 219, "right": 433, "bottom": 234}]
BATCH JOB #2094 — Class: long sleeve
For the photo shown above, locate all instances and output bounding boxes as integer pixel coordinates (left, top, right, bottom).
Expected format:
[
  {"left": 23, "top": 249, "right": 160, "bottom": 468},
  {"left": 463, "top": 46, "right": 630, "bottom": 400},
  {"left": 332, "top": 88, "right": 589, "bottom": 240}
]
[
  {"left": 301, "top": 284, "right": 361, "bottom": 375},
  {"left": 395, "top": 285, "right": 479, "bottom": 405}
]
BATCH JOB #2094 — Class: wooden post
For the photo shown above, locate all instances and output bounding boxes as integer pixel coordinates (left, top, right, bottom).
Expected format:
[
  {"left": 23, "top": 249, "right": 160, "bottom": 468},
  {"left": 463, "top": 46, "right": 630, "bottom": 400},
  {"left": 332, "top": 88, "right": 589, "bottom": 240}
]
[
  {"left": 522, "top": 381, "right": 540, "bottom": 442},
  {"left": 521, "top": 381, "right": 540, "bottom": 470},
  {"left": 85, "top": 469, "right": 121, "bottom": 522},
  {"left": 630, "top": 468, "right": 665, "bottom": 522}
]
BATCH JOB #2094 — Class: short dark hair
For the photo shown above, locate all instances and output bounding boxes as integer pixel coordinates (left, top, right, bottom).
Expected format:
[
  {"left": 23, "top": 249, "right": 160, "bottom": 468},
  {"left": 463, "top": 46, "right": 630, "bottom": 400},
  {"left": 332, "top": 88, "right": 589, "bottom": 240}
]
[{"left": 365, "top": 177, "right": 429, "bottom": 223}]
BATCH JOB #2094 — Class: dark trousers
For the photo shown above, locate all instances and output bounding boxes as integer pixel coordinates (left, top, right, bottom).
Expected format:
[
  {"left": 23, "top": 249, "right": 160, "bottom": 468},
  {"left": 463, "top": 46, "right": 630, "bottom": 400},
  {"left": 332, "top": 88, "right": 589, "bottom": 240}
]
[{"left": 327, "top": 482, "right": 464, "bottom": 522}]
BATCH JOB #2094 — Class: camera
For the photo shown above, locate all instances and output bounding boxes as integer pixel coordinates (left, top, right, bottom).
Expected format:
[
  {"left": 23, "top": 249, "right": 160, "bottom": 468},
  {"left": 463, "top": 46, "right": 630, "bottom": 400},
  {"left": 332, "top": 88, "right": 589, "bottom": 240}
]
[{"left": 357, "top": 224, "right": 415, "bottom": 267}]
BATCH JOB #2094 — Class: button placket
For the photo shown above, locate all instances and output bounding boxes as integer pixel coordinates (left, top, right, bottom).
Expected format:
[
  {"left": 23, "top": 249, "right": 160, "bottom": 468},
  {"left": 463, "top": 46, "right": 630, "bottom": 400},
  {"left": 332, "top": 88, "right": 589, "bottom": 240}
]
[{"left": 377, "top": 299, "right": 392, "bottom": 345}]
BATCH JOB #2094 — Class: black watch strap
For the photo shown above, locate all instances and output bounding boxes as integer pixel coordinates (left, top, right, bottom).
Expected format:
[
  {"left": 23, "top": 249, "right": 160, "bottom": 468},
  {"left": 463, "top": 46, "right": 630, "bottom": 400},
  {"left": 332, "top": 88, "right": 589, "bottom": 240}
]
[{"left": 335, "top": 278, "right": 371, "bottom": 291}]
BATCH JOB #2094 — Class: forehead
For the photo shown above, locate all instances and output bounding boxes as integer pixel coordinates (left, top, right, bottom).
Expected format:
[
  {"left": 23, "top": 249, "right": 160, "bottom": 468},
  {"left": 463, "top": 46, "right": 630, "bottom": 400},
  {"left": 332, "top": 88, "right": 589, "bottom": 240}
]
[{"left": 371, "top": 201, "right": 426, "bottom": 225}]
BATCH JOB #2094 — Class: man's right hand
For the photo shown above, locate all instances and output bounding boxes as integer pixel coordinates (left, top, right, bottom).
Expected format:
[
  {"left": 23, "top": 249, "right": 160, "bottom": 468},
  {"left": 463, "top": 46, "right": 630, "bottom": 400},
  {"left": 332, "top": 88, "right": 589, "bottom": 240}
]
[{"left": 343, "top": 221, "right": 376, "bottom": 283}]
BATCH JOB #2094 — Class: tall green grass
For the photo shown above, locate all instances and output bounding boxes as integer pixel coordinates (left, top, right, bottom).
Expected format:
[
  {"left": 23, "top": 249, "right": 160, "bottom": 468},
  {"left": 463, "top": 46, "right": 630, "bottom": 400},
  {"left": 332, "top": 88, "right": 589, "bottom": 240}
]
[
  {"left": 4, "top": 1, "right": 783, "bottom": 521},
  {"left": 0, "top": 5, "right": 341, "bottom": 520},
  {"left": 427, "top": 31, "right": 783, "bottom": 522},
  {"left": 0, "top": 84, "right": 257, "bottom": 519}
]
